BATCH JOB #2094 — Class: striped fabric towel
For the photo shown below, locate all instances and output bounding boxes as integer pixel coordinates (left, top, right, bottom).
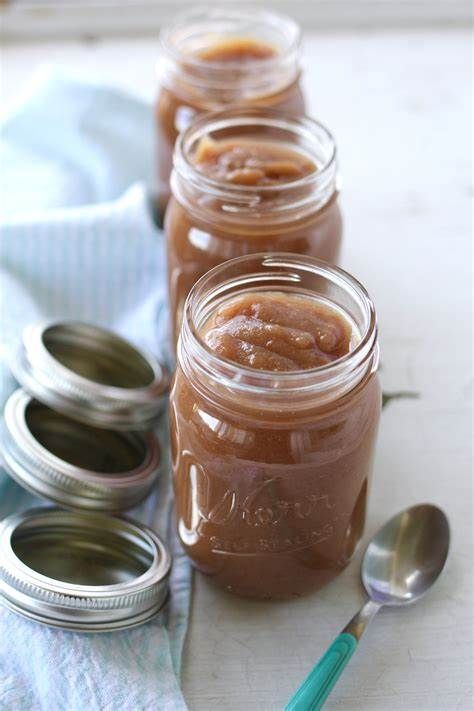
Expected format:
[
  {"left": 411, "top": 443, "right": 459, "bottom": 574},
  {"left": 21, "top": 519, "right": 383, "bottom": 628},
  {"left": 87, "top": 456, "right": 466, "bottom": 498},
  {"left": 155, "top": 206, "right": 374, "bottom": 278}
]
[{"left": 0, "top": 67, "right": 190, "bottom": 711}]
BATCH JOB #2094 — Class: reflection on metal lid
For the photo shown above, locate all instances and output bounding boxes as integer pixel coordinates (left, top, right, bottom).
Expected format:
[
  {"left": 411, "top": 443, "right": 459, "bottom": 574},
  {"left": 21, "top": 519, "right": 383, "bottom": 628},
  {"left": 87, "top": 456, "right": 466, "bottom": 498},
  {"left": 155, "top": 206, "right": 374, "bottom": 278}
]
[
  {"left": 0, "top": 508, "right": 171, "bottom": 632},
  {"left": 10, "top": 320, "right": 169, "bottom": 430},
  {"left": 1, "top": 389, "right": 161, "bottom": 512}
]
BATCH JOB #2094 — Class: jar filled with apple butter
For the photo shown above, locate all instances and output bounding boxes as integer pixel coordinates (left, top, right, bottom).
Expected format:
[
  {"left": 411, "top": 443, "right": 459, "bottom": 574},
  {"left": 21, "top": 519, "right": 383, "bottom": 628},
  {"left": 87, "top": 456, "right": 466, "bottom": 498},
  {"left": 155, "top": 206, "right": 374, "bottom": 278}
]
[
  {"left": 170, "top": 253, "right": 381, "bottom": 600},
  {"left": 166, "top": 108, "right": 343, "bottom": 343},
  {"left": 156, "top": 7, "right": 305, "bottom": 205}
]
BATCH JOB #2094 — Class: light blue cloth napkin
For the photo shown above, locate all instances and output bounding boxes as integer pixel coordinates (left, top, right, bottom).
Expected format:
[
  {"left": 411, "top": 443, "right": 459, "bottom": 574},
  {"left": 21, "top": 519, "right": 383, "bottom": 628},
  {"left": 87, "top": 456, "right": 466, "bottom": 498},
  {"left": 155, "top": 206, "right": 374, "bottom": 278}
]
[{"left": 0, "top": 67, "right": 190, "bottom": 711}]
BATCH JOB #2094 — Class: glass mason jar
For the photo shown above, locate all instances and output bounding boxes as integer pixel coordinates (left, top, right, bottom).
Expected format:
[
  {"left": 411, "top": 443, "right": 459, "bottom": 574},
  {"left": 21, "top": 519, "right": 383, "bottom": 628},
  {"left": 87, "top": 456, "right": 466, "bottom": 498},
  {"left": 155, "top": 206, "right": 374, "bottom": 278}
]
[
  {"left": 155, "top": 6, "right": 305, "bottom": 206},
  {"left": 170, "top": 254, "right": 381, "bottom": 600},
  {"left": 165, "top": 108, "right": 343, "bottom": 343}
]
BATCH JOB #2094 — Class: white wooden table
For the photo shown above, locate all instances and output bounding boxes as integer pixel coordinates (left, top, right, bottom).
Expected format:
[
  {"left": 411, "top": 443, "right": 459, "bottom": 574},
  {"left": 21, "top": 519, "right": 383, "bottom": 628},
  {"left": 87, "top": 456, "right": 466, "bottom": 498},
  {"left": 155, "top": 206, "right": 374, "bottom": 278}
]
[{"left": 2, "top": 29, "right": 472, "bottom": 711}]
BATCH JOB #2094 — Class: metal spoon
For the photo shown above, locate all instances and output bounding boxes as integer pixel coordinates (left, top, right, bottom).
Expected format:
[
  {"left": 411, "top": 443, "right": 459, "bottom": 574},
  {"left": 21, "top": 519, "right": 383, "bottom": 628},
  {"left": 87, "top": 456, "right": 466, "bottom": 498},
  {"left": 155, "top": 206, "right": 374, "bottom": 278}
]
[{"left": 285, "top": 503, "right": 450, "bottom": 711}]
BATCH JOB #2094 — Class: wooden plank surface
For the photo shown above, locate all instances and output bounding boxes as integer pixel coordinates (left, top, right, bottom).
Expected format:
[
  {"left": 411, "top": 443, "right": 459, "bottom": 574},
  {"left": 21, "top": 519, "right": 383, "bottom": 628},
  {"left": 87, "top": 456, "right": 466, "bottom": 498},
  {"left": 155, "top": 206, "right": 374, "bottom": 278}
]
[{"left": 2, "top": 29, "right": 472, "bottom": 711}]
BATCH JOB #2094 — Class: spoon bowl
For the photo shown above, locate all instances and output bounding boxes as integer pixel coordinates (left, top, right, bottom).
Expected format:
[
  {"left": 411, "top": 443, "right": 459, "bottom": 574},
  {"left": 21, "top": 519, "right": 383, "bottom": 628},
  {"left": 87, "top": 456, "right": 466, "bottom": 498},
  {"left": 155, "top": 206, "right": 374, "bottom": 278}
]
[{"left": 363, "top": 503, "right": 450, "bottom": 606}]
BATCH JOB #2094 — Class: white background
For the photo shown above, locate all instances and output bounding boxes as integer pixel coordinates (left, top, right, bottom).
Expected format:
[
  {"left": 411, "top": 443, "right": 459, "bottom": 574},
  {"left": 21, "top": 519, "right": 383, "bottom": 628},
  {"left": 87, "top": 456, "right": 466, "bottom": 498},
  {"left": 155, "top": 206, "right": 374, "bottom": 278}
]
[{"left": 1, "top": 0, "right": 472, "bottom": 39}]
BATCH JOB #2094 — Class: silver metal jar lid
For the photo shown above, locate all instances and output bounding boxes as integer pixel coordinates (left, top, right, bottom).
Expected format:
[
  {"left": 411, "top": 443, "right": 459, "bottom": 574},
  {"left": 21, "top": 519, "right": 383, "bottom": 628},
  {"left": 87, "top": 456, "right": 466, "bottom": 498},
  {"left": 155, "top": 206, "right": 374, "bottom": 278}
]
[
  {"left": 0, "top": 507, "right": 171, "bottom": 632},
  {"left": 9, "top": 321, "right": 168, "bottom": 430},
  {"left": 1, "top": 389, "right": 161, "bottom": 512}
]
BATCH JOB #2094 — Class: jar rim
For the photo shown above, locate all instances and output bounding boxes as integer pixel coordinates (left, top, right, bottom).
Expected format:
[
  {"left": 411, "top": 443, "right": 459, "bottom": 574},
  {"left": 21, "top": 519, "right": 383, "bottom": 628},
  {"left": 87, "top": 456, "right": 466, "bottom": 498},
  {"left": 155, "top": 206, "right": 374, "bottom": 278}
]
[
  {"left": 173, "top": 108, "right": 337, "bottom": 203},
  {"left": 179, "top": 253, "right": 378, "bottom": 399},
  {"left": 159, "top": 5, "right": 301, "bottom": 72}
]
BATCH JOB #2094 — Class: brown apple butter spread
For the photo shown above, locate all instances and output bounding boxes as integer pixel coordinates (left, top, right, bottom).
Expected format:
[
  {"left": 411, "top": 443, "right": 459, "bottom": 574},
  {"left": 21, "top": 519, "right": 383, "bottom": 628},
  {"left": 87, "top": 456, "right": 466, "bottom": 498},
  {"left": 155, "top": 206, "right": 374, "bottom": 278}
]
[
  {"left": 192, "top": 136, "right": 316, "bottom": 187},
  {"left": 171, "top": 255, "right": 381, "bottom": 600},
  {"left": 166, "top": 109, "right": 342, "bottom": 344},
  {"left": 196, "top": 37, "right": 277, "bottom": 63},
  {"left": 156, "top": 9, "right": 305, "bottom": 206},
  {"left": 202, "top": 292, "right": 352, "bottom": 371}
]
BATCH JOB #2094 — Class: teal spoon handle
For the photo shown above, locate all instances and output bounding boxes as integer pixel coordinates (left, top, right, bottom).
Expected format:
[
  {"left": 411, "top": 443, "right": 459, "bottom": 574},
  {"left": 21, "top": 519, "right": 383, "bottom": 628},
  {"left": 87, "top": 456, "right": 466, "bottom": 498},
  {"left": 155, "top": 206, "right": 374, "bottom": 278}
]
[
  {"left": 284, "top": 633, "right": 357, "bottom": 711},
  {"left": 284, "top": 600, "right": 380, "bottom": 711}
]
